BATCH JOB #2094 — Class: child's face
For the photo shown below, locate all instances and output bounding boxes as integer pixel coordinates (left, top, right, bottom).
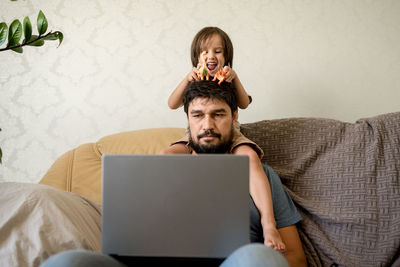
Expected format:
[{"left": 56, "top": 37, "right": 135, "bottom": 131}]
[{"left": 198, "top": 34, "right": 226, "bottom": 76}]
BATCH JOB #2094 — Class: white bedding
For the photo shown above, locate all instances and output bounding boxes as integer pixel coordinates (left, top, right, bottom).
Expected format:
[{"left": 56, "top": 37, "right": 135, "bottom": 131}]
[{"left": 0, "top": 182, "right": 101, "bottom": 267}]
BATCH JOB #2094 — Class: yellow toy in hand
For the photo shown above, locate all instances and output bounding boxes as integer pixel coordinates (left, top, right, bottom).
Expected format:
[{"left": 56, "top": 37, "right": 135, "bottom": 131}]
[{"left": 197, "top": 51, "right": 209, "bottom": 81}]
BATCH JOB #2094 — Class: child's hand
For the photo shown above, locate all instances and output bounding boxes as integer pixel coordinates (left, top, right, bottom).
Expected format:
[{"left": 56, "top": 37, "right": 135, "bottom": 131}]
[
  {"left": 186, "top": 66, "right": 200, "bottom": 82},
  {"left": 222, "top": 66, "right": 237, "bottom": 82}
]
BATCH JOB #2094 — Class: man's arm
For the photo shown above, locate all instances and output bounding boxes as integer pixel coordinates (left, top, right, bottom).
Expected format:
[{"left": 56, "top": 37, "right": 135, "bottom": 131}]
[{"left": 278, "top": 225, "right": 307, "bottom": 267}]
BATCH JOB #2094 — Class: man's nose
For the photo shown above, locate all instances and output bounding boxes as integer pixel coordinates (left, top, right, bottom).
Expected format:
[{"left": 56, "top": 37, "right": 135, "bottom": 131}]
[{"left": 203, "top": 116, "right": 215, "bottom": 130}]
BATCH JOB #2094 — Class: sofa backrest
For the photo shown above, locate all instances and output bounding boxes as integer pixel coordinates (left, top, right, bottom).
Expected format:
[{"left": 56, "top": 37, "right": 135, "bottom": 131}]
[{"left": 39, "top": 128, "right": 185, "bottom": 204}]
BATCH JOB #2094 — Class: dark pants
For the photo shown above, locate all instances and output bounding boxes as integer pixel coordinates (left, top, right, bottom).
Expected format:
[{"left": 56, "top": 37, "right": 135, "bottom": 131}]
[{"left": 250, "top": 196, "right": 264, "bottom": 243}]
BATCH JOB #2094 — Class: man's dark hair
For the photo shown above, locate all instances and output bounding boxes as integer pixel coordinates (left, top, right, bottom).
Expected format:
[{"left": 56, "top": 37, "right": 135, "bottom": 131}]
[{"left": 183, "top": 81, "right": 238, "bottom": 115}]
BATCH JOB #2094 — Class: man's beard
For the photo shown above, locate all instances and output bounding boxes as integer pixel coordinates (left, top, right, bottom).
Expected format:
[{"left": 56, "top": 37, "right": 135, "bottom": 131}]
[{"left": 188, "top": 127, "right": 234, "bottom": 154}]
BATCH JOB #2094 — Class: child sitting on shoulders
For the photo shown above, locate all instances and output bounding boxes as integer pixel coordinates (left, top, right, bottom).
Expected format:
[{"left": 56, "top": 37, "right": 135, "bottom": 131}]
[{"left": 162, "top": 26, "right": 285, "bottom": 252}]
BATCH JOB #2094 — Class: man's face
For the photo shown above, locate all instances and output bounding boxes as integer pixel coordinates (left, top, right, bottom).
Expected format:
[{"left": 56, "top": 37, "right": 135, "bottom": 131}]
[{"left": 187, "top": 97, "right": 237, "bottom": 154}]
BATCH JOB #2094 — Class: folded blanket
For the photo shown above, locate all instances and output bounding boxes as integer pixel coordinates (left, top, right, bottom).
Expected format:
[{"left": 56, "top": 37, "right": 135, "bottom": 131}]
[{"left": 0, "top": 182, "right": 101, "bottom": 267}]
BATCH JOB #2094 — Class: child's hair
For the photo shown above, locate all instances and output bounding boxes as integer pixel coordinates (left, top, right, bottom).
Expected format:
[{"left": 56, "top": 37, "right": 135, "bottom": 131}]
[{"left": 190, "top": 27, "right": 233, "bottom": 68}]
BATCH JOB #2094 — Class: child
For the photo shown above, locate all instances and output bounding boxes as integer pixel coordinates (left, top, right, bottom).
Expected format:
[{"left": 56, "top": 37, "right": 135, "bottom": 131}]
[{"left": 163, "top": 27, "right": 285, "bottom": 252}]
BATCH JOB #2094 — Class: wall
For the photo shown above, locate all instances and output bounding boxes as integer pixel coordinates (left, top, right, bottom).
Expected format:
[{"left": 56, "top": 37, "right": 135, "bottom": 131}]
[{"left": 1, "top": 0, "right": 399, "bottom": 183}]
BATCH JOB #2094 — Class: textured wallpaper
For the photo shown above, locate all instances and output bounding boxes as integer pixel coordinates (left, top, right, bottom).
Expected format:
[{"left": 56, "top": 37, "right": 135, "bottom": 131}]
[{"left": 1, "top": 0, "right": 400, "bottom": 183}]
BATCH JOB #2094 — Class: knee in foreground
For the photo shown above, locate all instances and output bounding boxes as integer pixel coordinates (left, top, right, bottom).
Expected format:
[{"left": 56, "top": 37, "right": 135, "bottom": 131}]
[{"left": 222, "top": 244, "right": 289, "bottom": 267}]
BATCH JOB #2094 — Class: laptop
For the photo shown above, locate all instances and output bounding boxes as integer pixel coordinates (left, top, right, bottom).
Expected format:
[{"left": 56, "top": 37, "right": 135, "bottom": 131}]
[{"left": 102, "top": 154, "right": 250, "bottom": 264}]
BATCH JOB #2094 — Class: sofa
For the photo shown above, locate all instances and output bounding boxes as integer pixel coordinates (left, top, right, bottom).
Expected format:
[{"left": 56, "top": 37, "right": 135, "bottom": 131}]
[{"left": 0, "top": 112, "right": 399, "bottom": 267}]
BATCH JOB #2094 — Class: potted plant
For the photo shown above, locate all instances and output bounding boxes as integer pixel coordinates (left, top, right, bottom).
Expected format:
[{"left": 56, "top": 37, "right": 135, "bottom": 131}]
[{"left": 0, "top": 10, "right": 63, "bottom": 163}]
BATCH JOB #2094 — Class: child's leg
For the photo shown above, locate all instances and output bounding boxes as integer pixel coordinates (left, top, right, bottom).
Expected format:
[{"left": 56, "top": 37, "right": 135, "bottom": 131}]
[
  {"left": 160, "top": 143, "right": 190, "bottom": 154},
  {"left": 233, "top": 144, "right": 285, "bottom": 252}
]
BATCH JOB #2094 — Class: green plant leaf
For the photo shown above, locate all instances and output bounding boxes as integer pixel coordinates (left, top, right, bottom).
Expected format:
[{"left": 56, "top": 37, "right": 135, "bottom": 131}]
[
  {"left": 56, "top": 31, "right": 64, "bottom": 46},
  {"left": 7, "top": 19, "right": 22, "bottom": 47},
  {"left": 26, "top": 34, "right": 44, "bottom": 46},
  {"left": 27, "top": 34, "right": 39, "bottom": 42},
  {"left": 43, "top": 32, "right": 58, "bottom": 40},
  {"left": 37, "top": 10, "right": 48, "bottom": 35},
  {"left": 23, "top": 16, "right": 32, "bottom": 43},
  {"left": 0, "top": 22, "right": 8, "bottom": 47},
  {"left": 28, "top": 38, "right": 44, "bottom": 47},
  {"left": 44, "top": 31, "right": 63, "bottom": 47},
  {"left": 11, "top": 45, "right": 23, "bottom": 53}
]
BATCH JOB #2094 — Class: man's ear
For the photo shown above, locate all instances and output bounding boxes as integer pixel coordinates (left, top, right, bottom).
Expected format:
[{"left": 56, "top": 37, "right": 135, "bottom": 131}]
[{"left": 232, "top": 110, "right": 238, "bottom": 122}]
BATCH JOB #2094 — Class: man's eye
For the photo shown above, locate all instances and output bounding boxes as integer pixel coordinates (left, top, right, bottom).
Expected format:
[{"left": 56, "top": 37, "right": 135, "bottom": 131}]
[{"left": 215, "top": 113, "right": 224, "bottom": 117}]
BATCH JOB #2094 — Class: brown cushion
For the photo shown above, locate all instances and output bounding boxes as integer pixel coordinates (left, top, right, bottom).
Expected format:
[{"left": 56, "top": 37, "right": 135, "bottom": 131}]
[{"left": 39, "top": 128, "right": 185, "bottom": 204}]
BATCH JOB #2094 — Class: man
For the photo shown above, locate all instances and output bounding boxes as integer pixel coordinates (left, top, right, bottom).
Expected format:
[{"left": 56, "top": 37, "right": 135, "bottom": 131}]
[
  {"left": 41, "top": 81, "right": 306, "bottom": 267},
  {"left": 182, "top": 80, "right": 307, "bottom": 266}
]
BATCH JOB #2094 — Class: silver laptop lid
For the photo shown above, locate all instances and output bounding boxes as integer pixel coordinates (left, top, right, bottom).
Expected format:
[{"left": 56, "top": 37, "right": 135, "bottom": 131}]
[{"left": 102, "top": 154, "right": 249, "bottom": 259}]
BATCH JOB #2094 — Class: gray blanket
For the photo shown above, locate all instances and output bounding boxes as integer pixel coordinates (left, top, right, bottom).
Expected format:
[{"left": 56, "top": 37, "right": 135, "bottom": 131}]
[
  {"left": 0, "top": 183, "right": 101, "bottom": 267},
  {"left": 241, "top": 112, "right": 400, "bottom": 267}
]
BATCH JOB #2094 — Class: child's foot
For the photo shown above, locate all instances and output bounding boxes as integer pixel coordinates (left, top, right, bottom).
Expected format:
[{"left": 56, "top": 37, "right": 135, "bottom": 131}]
[{"left": 263, "top": 226, "right": 286, "bottom": 252}]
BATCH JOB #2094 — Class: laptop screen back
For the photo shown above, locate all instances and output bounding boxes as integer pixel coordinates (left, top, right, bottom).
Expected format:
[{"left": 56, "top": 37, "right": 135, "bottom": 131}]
[{"left": 102, "top": 154, "right": 249, "bottom": 259}]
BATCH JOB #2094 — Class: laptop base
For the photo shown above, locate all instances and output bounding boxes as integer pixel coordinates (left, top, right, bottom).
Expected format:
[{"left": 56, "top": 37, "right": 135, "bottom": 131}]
[{"left": 112, "top": 255, "right": 224, "bottom": 267}]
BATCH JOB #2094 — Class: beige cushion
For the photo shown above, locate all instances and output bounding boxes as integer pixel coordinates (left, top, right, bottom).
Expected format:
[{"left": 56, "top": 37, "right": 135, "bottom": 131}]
[{"left": 39, "top": 128, "right": 185, "bottom": 204}]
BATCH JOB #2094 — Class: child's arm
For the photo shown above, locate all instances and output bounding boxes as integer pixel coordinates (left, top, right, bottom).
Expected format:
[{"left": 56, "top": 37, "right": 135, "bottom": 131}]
[
  {"left": 222, "top": 66, "right": 251, "bottom": 109},
  {"left": 168, "top": 67, "right": 199, "bottom": 109},
  {"left": 160, "top": 143, "right": 190, "bottom": 154}
]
